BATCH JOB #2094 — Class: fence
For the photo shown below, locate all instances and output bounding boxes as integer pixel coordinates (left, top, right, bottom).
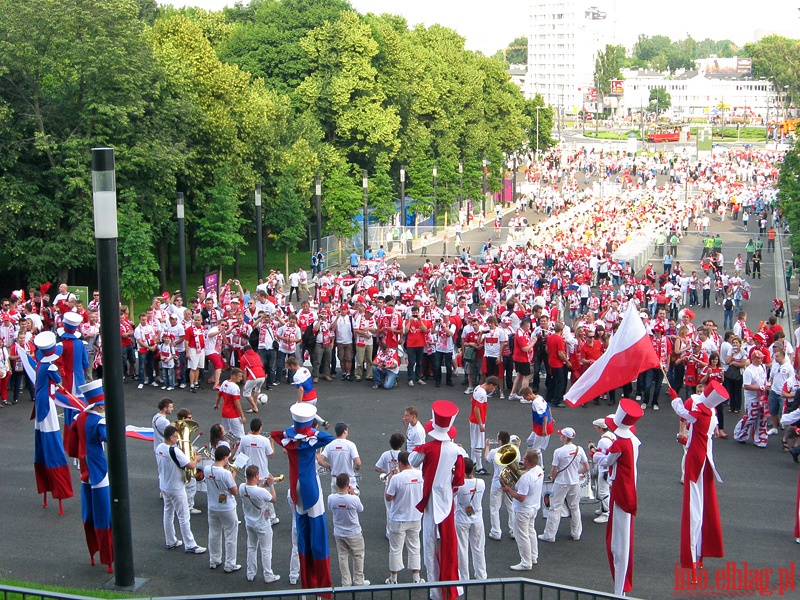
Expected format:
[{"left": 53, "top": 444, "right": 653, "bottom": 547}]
[{"left": 0, "top": 578, "right": 633, "bottom": 600}]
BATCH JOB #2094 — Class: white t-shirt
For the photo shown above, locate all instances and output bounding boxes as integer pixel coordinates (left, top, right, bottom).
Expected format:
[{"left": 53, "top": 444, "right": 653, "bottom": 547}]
[
  {"left": 406, "top": 422, "right": 426, "bottom": 453},
  {"left": 236, "top": 434, "right": 274, "bottom": 477},
  {"left": 156, "top": 443, "right": 189, "bottom": 493},
  {"left": 743, "top": 363, "right": 767, "bottom": 404},
  {"left": 327, "top": 492, "right": 364, "bottom": 537},
  {"left": 551, "top": 443, "right": 587, "bottom": 485},
  {"left": 385, "top": 468, "right": 424, "bottom": 522},
  {"left": 454, "top": 477, "right": 485, "bottom": 524},
  {"left": 322, "top": 438, "right": 360, "bottom": 481},
  {"left": 168, "top": 323, "right": 186, "bottom": 352},
  {"left": 481, "top": 327, "right": 507, "bottom": 358},
  {"left": 206, "top": 465, "right": 237, "bottom": 512},
  {"left": 487, "top": 448, "right": 503, "bottom": 490},
  {"left": 375, "top": 449, "right": 401, "bottom": 477},
  {"left": 239, "top": 483, "right": 274, "bottom": 528},
  {"left": 770, "top": 360, "right": 793, "bottom": 394},
  {"left": 152, "top": 413, "right": 171, "bottom": 454},
  {"left": 513, "top": 464, "right": 544, "bottom": 514}
]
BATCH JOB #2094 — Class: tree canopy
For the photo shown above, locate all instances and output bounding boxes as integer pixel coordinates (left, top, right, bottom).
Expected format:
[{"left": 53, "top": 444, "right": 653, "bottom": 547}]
[{"left": 0, "top": 0, "right": 541, "bottom": 295}]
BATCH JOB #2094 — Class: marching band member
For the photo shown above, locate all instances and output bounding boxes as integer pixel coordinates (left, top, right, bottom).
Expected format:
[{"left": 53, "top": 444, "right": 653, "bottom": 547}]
[
  {"left": 455, "top": 458, "right": 487, "bottom": 579},
  {"left": 239, "top": 465, "right": 280, "bottom": 583},
  {"left": 502, "top": 450, "right": 544, "bottom": 572},
  {"left": 206, "top": 444, "right": 240, "bottom": 572}
]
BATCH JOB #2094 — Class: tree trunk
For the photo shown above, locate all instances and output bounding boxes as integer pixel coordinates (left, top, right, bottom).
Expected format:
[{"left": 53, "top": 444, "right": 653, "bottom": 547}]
[
  {"left": 58, "top": 266, "right": 69, "bottom": 285},
  {"left": 158, "top": 237, "right": 168, "bottom": 292}
]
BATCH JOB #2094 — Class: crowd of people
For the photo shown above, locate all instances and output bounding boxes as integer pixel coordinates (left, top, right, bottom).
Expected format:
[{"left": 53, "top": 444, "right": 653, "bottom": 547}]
[{"left": 5, "top": 145, "right": 800, "bottom": 594}]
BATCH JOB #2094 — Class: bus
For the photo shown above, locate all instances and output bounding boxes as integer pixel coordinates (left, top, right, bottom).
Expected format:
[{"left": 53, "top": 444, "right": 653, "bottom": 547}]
[{"left": 647, "top": 126, "right": 690, "bottom": 143}]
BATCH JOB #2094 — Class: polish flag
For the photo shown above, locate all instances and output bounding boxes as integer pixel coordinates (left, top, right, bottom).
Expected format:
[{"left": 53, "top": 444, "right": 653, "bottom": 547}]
[{"left": 565, "top": 303, "right": 660, "bottom": 407}]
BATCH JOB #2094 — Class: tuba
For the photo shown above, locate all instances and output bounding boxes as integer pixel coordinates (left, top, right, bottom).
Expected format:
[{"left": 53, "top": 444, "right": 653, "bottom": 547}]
[
  {"left": 494, "top": 443, "right": 522, "bottom": 495},
  {"left": 175, "top": 419, "right": 200, "bottom": 484}
]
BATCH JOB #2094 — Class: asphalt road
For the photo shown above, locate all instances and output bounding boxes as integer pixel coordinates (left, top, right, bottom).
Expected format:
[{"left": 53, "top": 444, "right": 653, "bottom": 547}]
[{"left": 0, "top": 202, "right": 797, "bottom": 600}]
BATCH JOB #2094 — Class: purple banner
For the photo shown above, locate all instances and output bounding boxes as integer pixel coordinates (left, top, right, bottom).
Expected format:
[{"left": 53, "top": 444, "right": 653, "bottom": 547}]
[{"left": 204, "top": 272, "right": 218, "bottom": 299}]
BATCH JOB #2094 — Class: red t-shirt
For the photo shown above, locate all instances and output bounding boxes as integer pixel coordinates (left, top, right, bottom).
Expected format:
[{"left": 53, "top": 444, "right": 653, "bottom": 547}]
[
  {"left": 405, "top": 317, "right": 428, "bottom": 348},
  {"left": 218, "top": 379, "right": 241, "bottom": 419},
  {"left": 547, "top": 334, "right": 566, "bottom": 369}
]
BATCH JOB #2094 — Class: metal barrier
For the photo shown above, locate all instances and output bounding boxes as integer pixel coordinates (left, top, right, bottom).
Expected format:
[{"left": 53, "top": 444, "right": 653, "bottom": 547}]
[{"left": 0, "top": 579, "right": 632, "bottom": 600}]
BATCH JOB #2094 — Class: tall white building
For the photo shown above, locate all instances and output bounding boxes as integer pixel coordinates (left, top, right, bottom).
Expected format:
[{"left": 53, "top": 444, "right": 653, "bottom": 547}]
[{"left": 527, "top": 1, "right": 617, "bottom": 114}]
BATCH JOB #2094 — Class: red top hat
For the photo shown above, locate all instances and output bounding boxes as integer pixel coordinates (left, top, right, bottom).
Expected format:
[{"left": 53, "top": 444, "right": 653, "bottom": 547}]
[
  {"left": 424, "top": 400, "right": 459, "bottom": 441},
  {"left": 613, "top": 398, "right": 644, "bottom": 433}
]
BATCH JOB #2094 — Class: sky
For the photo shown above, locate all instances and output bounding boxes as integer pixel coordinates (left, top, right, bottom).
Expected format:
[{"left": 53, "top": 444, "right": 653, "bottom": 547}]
[{"left": 168, "top": 0, "right": 794, "bottom": 56}]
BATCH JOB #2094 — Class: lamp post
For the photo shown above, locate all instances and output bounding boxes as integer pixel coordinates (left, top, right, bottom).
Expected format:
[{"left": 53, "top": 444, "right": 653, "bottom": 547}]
[
  {"left": 255, "top": 183, "right": 263, "bottom": 282},
  {"left": 362, "top": 170, "right": 368, "bottom": 253},
  {"left": 534, "top": 106, "right": 544, "bottom": 161},
  {"left": 315, "top": 174, "right": 322, "bottom": 255},
  {"left": 458, "top": 159, "right": 463, "bottom": 211},
  {"left": 177, "top": 192, "right": 187, "bottom": 302},
  {"left": 482, "top": 157, "right": 488, "bottom": 215},
  {"left": 432, "top": 163, "right": 438, "bottom": 230},
  {"left": 400, "top": 166, "right": 406, "bottom": 255},
  {"left": 91, "top": 148, "right": 140, "bottom": 590},
  {"left": 511, "top": 155, "right": 517, "bottom": 206}
]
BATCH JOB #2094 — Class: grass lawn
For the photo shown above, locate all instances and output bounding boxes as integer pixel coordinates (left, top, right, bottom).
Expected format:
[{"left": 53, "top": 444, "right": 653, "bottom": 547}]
[{"left": 0, "top": 579, "right": 133, "bottom": 600}]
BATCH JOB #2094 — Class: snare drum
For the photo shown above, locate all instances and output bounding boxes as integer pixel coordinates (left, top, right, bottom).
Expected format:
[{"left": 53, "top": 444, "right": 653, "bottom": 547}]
[{"left": 541, "top": 479, "right": 555, "bottom": 519}]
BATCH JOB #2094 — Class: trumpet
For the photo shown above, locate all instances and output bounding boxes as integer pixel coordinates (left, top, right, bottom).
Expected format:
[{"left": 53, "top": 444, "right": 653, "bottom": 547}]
[{"left": 258, "top": 474, "right": 286, "bottom": 487}]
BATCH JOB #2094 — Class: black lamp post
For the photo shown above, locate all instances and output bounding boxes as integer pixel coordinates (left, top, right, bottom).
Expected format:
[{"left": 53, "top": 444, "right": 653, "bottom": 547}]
[
  {"left": 432, "top": 162, "right": 438, "bottom": 231},
  {"left": 91, "top": 148, "right": 142, "bottom": 591},
  {"left": 315, "top": 174, "right": 322, "bottom": 254},
  {"left": 177, "top": 192, "right": 187, "bottom": 302},
  {"left": 458, "top": 159, "right": 463, "bottom": 211},
  {"left": 362, "top": 170, "right": 368, "bottom": 252},
  {"left": 255, "top": 183, "right": 263, "bottom": 282}
]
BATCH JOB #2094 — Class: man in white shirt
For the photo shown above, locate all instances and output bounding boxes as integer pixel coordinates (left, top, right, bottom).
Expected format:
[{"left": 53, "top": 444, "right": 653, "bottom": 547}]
[
  {"left": 384, "top": 451, "right": 424, "bottom": 584},
  {"left": 319, "top": 422, "right": 362, "bottom": 493},
  {"left": 767, "top": 346, "right": 792, "bottom": 436},
  {"left": 235, "top": 418, "right": 277, "bottom": 524},
  {"left": 502, "top": 450, "right": 544, "bottom": 570},
  {"left": 206, "top": 445, "right": 240, "bottom": 572},
  {"left": 239, "top": 465, "right": 280, "bottom": 583},
  {"left": 484, "top": 431, "right": 514, "bottom": 541},
  {"left": 327, "top": 473, "right": 369, "bottom": 586},
  {"left": 403, "top": 406, "right": 426, "bottom": 453},
  {"left": 155, "top": 425, "right": 206, "bottom": 554},
  {"left": 332, "top": 304, "right": 355, "bottom": 380},
  {"left": 538, "top": 427, "right": 589, "bottom": 543},
  {"left": 454, "top": 458, "right": 487, "bottom": 580},
  {"left": 734, "top": 350, "right": 769, "bottom": 447}
]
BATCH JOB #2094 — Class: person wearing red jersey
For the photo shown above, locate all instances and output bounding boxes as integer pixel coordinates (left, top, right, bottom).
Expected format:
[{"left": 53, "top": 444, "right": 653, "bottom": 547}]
[
  {"left": 214, "top": 368, "right": 246, "bottom": 440},
  {"left": 469, "top": 377, "right": 499, "bottom": 475},
  {"left": 240, "top": 348, "right": 267, "bottom": 413},
  {"left": 403, "top": 305, "right": 429, "bottom": 387},
  {"left": 545, "top": 323, "right": 570, "bottom": 408},
  {"left": 683, "top": 340, "right": 709, "bottom": 398},
  {"left": 205, "top": 321, "right": 227, "bottom": 391},
  {"left": 509, "top": 318, "right": 535, "bottom": 401},
  {"left": 185, "top": 315, "right": 206, "bottom": 393},
  {"left": 119, "top": 307, "right": 136, "bottom": 380},
  {"left": 311, "top": 309, "right": 335, "bottom": 383}
]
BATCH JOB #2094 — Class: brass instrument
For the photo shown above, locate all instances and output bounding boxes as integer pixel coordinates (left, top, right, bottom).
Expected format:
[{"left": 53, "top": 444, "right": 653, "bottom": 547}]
[
  {"left": 223, "top": 431, "right": 240, "bottom": 455},
  {"left": 259, "top": 474, "right": 285, "bottom": 487},
  {"left": 175, "top": 419, "right": 200, "bottom": 484},
  {"left": 494, "top": 443, "right": 522, "bottom": 495}
]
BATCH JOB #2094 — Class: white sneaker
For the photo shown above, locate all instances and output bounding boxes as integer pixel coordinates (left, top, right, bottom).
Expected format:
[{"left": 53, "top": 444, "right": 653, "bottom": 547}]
[
  {"left": 184, "top": 545, "right": 206, "bottom": 554},
  {"left": 767, "top": 428, "right": 779, "bottom": 435},
  {"left": 510, "top": 563, "right": 532, "bottom": 571},
  {"left": 264, "top": 574, "right": 281, "bottom": 584},
  {"left": 408, "top": 380, "right": 414, "bottom": 387},
  {"left": 509, "top": 393, "right": 521, "bottom": 401},
  {"left": 137, "top": 384, "right": 144, "bottom": 389},
  {"left": 385, "top": 577, "right": 397, "bottom": 584},
  {"left": 417, "top": 379, "right": 426, "bottom": 385},
  {"left": 464, "top": 387, "right": 474, "bottom": 395},
  {"left": 595, "top": 508, "right": 604, "bottom": 515},
  {"left": 189, "top": 508, "right": 201, "bottom": 515},
  {"left": 641, "top": 402, "right": 647, "bottom": 410},
  {"left": 270, "top": 517, "right": 280, "bottom": 525},
  {"left": 179, "top": 383, "right": 186, "bottom": 389},
  {"left": 653, "top": 404, "right": 660, "bottom": 411},
  {"left": 289, "top": 576, "right": 299, "bottom": 585},
  {"left": 360, "top": 580, "right": 371, "bottom": 586},
  {"left": 594, "top": 513, "right": 609, "bottom": 523},
  {"left": 224, "top": 564, "right": 242, "bottom": 573},
  {"left": 499, "top": 391, "right": 505, "bottom": 399}
]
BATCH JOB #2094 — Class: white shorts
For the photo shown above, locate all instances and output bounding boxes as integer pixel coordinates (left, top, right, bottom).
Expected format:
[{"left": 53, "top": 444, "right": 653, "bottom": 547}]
[
  {"left": 187, "top": 347, "right": 203, "bottom": 370},
  {"left": 222, "top": 417, "right": 245, "bottom": 441},
  {"left": 243, "top": 378, "right": 264, "bottom": 397},
  {"left": 470, "top": 422, "right": 485, "bottom": 449}
]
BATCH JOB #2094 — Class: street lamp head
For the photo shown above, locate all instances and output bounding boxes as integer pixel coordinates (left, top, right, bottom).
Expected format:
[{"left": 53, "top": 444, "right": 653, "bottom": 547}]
[
  {"left": 400, "top": 167, "right": 405, "bottom": 182},
  {"left": 363, "top": 170, "right": 368, "bottom": 190},
  {"left": 176, "top": 192, "right": 184, "bottom": 219},
  {"left": 91, "top": 147, "right": 117, "bottom": 239},
  {"left": 315, "top": 174, "right": 322, "bottom": 196},
  {"left": 255, "top": 183, "right": 262, "bottom": 207},
  {"left": 458, "top": 160, "right": 463, "bottom": 174},
  {"left": 432, "top": 164, "right": 437, "bottom": 178}
]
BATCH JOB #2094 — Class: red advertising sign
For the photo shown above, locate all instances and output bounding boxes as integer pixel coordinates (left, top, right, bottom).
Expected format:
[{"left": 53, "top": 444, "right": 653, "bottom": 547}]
[{"left": 610, "top": 80, "right": 624, "bottom": 95}]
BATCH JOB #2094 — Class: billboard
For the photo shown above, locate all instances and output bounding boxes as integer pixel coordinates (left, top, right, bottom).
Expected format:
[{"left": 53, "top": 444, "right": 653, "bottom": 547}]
[
  {"left": 610, "top": 80, "right": 624, "bottom": 95},
  {"left": 705, "top": 58, "right": 752, "bottom": 75}
]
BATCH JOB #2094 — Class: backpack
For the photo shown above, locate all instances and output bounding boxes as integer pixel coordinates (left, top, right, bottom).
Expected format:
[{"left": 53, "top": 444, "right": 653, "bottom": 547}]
[
  {"left": 301, "top": 323, "right": 317, "bottom": 352},
  {"left": 723, "top": 298, "right": 734, "bottom": 311}
]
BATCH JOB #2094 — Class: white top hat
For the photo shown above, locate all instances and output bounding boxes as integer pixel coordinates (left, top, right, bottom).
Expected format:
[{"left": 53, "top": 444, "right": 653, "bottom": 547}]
[{"left": 700, "top": 380, "right": 729, "bottom": 409}]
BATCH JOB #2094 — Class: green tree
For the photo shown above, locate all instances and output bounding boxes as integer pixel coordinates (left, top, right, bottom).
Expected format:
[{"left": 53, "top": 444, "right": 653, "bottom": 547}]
[
  {"left": 778, "top": 141, "right": 800, "bottom": 255},
  {"left": 594, "top": 44, "right": 625, "bottom": 98},
  {"left": 649, "top": 88, "right": 671, "bottom": 115},
  {"left": 118, "top": 200, "right": 160, "bottom": 303},
  {"left": 195, "top": 167, "right": 246, "bottom": 272},
  {"left": 323, "top": 163, "right": 362, "bottom": 239},
  {"left": 633, "top": 35, "right": 672, "bottom": 63},
  {"left": 491, "top": 35, "right": 527, "bottom": 65},
  {"left": 523, "top": 95, "right": 554, "bottom": 153},
  {"left": 743, "top": 36, "right": 800, "bottom": 113}
]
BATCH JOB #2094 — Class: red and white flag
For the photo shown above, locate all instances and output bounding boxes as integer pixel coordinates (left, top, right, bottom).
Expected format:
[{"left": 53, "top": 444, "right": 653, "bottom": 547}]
[{"left": 565, "top": 303, "right": 660, "bottom": 407}]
